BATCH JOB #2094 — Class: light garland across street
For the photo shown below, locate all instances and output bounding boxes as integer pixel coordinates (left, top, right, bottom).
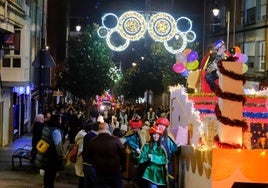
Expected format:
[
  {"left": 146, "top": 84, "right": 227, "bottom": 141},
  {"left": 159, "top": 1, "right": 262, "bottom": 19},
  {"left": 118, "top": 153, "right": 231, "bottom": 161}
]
[{"left": 97, "top": 11, "right": 196, "bottom": 54}]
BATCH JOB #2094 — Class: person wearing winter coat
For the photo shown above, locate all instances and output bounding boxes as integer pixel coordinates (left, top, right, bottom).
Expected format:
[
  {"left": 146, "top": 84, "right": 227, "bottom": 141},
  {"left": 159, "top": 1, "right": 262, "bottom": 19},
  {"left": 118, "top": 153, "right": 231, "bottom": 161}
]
[
  {"left": 35, "top": 112, "right": 65, "bottom": 188},
  {"left": 74, "top": 127, "right": 87, "bottom": 188},
  {"left": 86, "top": 122, "right": 126, "bottom": 188}
]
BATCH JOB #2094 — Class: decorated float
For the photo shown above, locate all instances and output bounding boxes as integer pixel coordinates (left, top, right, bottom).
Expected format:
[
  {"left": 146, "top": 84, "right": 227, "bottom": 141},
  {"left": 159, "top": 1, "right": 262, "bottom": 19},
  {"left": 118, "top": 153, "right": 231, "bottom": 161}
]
[{"left": 170, "top": 48, "right": 268, "bottom": 188}]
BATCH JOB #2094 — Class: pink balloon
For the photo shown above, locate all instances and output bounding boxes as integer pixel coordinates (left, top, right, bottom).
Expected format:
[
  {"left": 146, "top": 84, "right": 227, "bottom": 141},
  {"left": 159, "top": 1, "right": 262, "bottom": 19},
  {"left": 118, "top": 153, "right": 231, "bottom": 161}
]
[
  {"left": 173, "top": 63, "right": 186, "bottom": 73},
  {"left": 235, "top": 53, "right": 244, "bottom": 63}
]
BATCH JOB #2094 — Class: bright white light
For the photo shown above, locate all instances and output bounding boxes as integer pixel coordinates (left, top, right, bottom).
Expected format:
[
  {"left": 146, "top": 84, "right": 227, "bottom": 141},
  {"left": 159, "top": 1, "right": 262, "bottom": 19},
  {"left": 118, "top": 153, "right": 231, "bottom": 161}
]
[
  {"left": 98, "top": 11, "right": 196, "bottom": 54},
  {"left": 118, "top": 11, "right": 147, "bottom": 41},
  {"left": 97, "top": 26, "right": 108, "bottom": 38},
  {"left": 185, "top": 30, "right": 196, "bottom": 42},
  {"left": 176, "top": 16, "right": 192, "bottom": 33},
  {"left": 163, "top": 32, "right": 187, "bottom": 54},
  {"left": 212, "top": 8, "right": 220, "bottom": 17},
  {"left": 102, "top": 13, "right": 118, "bottom": 30},
  {"left": 76, "top": 25, "right": 81, "bottom": 32},
  {"left": 106, "top": 28, "right": 130, "bottom": 51},
  {"left": 148, "top": 12, "right": 176, "bottom": 42}
]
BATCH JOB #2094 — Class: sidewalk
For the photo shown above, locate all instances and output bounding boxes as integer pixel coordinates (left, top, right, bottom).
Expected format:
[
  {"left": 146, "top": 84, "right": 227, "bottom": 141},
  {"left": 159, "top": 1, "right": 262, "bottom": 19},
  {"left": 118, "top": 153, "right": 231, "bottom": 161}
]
[
  {"left": 0, "top": 133, "right": 78, "bottom": 188},
  {"left": 0, "top": 133, "right": 133, "bottom": 188}
]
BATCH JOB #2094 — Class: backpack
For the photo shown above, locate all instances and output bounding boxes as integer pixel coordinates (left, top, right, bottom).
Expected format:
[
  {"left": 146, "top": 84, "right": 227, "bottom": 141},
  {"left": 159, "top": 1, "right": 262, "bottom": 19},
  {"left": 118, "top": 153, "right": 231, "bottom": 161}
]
[{"left": 68, "top": 144, "right": 78, "bottom": 163}]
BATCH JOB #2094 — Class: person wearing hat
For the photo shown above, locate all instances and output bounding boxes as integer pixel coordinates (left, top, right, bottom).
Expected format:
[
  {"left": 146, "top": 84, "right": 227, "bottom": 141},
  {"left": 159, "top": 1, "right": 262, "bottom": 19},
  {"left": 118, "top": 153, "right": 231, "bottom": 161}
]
[
  {"left": 155, "top": 117, "right": 180, "bottom": 188},
  {"left": 203, "top": 39, "right": 227, "bottom": 91},
  {"left": 138, "top": 125, "right": 168, "bottom": 187},
  {"left": 120, "top": 117, "right": 146, "bottom": 187}
]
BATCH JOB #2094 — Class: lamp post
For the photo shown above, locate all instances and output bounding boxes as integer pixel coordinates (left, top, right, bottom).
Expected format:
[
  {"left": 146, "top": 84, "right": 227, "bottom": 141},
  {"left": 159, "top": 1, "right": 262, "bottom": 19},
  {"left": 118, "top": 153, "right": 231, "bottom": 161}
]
[{"left": 212, "top": 8, "right": 230, "bottom": 49}]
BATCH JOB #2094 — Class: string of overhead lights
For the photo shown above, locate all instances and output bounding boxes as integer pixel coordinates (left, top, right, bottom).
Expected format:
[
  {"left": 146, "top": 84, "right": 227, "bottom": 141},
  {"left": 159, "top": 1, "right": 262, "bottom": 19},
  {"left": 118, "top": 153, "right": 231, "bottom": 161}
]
[{"left": 97, "top": 11, "right": 196, "bottom": 54}]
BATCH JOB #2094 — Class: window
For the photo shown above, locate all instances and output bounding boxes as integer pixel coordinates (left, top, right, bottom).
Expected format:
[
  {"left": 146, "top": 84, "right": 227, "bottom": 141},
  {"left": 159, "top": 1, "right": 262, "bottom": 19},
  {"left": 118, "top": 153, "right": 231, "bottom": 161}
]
[
  {"left": 13, "top": 58, "right": 21, "bottom": 68},
  {"left": 247, "top": 7, "right": 256, "bottom": 25},
  {"left": 3, "top": 58, "right": 11, "bottom": 67}
]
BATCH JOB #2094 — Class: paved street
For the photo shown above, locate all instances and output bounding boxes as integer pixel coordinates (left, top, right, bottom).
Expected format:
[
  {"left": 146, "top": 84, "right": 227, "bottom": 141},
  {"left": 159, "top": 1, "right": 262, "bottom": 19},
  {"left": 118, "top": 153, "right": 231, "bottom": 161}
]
[
  {"left": 0, "top": 133, "right": 132, "bottom": 188},
  {"left": 0, "top": 133, "right": 78, "bottom": 188}
]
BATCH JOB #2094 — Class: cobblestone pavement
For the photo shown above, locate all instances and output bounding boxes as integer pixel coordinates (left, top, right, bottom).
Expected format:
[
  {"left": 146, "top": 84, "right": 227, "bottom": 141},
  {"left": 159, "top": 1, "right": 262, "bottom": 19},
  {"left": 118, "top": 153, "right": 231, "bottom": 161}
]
[{"left": 0, "top": 134, "right": 132, "bottom": 188}]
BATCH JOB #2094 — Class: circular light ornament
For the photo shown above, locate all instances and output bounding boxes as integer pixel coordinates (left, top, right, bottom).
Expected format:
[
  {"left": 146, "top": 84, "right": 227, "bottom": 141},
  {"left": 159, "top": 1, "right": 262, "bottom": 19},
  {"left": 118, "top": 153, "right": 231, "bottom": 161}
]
[
  {"left": 106, "top": 28, "right": 130, "bottom": 51},
  {"left": 176, "top": 16, "right": 192, "bottom": 33},
  {"left": 102, "top": 13, "right": 119, "bottom": 30},
  {"left": 118, "top": 11, "right": 147, "bottom": 41},
  {"left": 185, "top": 30, "right": 196, "bottom": 42},
  {"left": 148, "top": 12, "right": 176, "bottom": 42},
  {"left": 97, "top": 26, "right": 108, "bottom": 38},
  {"left": 163, "top": 32, "right": 187, "bottom": 54}
]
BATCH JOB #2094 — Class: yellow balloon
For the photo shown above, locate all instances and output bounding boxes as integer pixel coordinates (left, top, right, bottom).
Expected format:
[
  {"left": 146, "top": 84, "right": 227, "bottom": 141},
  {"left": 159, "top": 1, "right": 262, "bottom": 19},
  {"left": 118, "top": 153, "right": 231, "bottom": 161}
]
[
  {"left": 243, "top": 64, "right": 248, "bottom": 73},
  {"left": 186, "top": 60, "right": 199, "bottom": 70}
]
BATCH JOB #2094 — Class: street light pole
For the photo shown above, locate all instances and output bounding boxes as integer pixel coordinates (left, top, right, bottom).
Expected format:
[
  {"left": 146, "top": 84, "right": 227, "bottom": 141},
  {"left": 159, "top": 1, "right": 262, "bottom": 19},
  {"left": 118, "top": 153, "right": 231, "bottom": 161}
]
[{"left": 226, "top": 10, "right": 230, "bottom": 50}]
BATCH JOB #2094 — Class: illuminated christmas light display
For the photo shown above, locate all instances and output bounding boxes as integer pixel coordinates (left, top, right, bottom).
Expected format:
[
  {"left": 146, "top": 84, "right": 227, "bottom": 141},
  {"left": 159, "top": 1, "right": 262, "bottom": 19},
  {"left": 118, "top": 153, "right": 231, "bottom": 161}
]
[{"left": 97, "top": 11, "right": 196, "bottom": 54}]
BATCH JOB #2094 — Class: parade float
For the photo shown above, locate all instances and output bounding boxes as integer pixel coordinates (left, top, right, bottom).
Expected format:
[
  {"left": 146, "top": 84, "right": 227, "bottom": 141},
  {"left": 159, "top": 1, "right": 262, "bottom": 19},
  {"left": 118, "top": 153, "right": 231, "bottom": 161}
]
[{"left": 170, "top": 49, "right": 268, "bottom": 188}]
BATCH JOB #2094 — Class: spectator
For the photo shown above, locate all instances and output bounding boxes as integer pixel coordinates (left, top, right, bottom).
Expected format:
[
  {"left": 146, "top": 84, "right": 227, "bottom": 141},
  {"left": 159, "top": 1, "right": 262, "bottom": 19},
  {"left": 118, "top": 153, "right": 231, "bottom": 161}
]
[
  {"left": 74, "top": 124, "right": 88, "bottom": 188},
  {"left": 147, "top": 107, "right": 156, "bottom": 126},
  {"left": 35, "top": 113, "right": 65, "bottom": 188},
  {"left": 87, "top": 122, "right": 126, "bottom": 188},
  {"left": 120, "top": 117, "right": 146, "bottom": 187},
  {"left": 83, "top": 121, "right": 99, "bottom": 187},
  {"left": 31, "top": 114, "right": 45, "bottom": 163}
]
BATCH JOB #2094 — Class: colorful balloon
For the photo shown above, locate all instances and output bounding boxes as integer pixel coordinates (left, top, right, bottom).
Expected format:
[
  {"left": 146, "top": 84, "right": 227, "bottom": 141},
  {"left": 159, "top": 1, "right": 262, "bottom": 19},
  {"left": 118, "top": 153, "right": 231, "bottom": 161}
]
[
  {"left": 235, "top": 53, "right": 243, "bottom": 63},
  {"left": 187, "top": 50, "right": 198, "bottom": 62},
  {"left": 175, "top": 52, "right": 187, "bottom": 63},
  {"left": 186, "top": 60, "right": 199, "bottom": 70},
  {"left": 181, "top": 70, "right": 189, "bottom": 78},
  {"left": 183, "top": 48, "right": 192, "bottom": 56},
  {"left": 173, "top": 63, "right": 186, "bottom": 73},
  {"left": 235, "top": 53, "right": 248, "bottom": 63},
  {"left": 242, "top": 54, "right": 248, "bottom": 63},
  {"left": 233, "top": 46, "right": 241, "bottom": 54},
  {"left": 242, "top": 64, "right": 248, "bottom": 73}
]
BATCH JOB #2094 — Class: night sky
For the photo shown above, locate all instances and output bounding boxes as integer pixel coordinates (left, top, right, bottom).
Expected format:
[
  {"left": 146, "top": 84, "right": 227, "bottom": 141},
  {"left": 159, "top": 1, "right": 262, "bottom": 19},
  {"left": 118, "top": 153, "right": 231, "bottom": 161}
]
[{"left": 60, "top": 0, "right": 205, "bottom": 67}]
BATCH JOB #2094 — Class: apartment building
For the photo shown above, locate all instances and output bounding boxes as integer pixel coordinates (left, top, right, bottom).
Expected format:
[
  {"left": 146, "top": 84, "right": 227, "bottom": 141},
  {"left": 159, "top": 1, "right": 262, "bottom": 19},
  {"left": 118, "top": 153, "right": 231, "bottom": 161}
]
[
  {"left": 204, "top": 0, "right": 267, "bottom": 85},
  {"left": 0, "top": 0, "right": 44, "bottom": 146}
]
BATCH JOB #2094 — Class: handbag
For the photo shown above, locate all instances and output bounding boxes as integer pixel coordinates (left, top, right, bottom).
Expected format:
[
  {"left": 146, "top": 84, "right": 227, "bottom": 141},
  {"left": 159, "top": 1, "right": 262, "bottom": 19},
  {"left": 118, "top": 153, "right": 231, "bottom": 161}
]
[
  {"left": 68, "top": 144, "right": 78, "bottom": 163},
  {"left": 36, "top": 139, "right": 50, "bottom": 154}
]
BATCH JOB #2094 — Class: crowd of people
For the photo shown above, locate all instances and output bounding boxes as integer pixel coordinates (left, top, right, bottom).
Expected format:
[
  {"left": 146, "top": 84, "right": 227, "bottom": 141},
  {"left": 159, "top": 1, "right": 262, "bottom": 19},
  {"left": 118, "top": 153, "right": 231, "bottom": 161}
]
[{"left": 30, "top": 98, "right": 179, "bottom": 188}]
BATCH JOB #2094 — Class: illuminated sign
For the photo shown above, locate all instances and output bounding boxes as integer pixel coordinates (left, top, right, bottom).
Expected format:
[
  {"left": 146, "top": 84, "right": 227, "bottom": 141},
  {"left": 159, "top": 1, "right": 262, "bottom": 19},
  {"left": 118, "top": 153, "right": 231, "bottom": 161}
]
[{"left": 98, "top": 11, "right": 196, "bottom": 54}]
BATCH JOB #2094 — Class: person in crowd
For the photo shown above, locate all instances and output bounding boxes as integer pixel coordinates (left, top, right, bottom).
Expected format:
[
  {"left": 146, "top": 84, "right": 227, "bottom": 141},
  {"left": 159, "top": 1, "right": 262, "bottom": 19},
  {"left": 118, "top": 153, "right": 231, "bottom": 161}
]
[
  {"left": 74, "top": 123, "right": 88, "bottom": 188},
  {"left": 83, "top": 121, "right": 99, "bottom": 187},
  {"left": 147, "top": 107, "right": 156, "bottom": 126},
  {"left": 86, "top": 122, "right": 126, "bottom": 188},
  {"left": 35, "top": 113, "right": 65, "bottom": 188},
  {"left": 120, "top": 115, "right": 147, "bottom": 187},
  {"left": 101, "top": 106, "right": 112, "bottom": 124},
  {"left": 117, "top": 106, "right": 128, "bottom": 129},
  {"left": 113, "top": 124, "right": 128, "bottom": 138},
  {"left": 66, "top": 108, "right": 78, "bottom": 144},
  {"left": 138, "top": 125, "right": 168, "bottom": 188},
  {"left": 111, "top": 113, "right": 120, "bottom": 131},
  {"left": 155, "top": 117, "right": 180, "bottom": 188},
  {"left": 31, "top": 113, "right": 45, "bottom": 163},
  {"left": 203, "top": 39, "right": 227, "bottom": 91}
]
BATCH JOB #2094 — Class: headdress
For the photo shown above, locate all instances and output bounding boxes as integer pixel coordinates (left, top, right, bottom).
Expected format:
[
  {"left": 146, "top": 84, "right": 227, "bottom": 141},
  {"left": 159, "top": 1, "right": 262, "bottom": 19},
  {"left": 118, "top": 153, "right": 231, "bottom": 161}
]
[
  {"left": 149, "top": 125, "right": 163, "bottom": 135},
  {"left": 155, "top": 117, "right": 170, "bottom": 127}
]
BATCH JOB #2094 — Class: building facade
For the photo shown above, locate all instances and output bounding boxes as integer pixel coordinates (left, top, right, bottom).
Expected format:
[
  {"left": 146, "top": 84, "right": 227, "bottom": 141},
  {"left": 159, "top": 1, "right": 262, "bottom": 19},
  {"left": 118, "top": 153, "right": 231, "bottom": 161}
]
[
  {"left": 203, "top": 0, "right": 267, "bottom": 83},
  {"left": 0, "top": 0, "right": 44, "bottom": 146}
]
